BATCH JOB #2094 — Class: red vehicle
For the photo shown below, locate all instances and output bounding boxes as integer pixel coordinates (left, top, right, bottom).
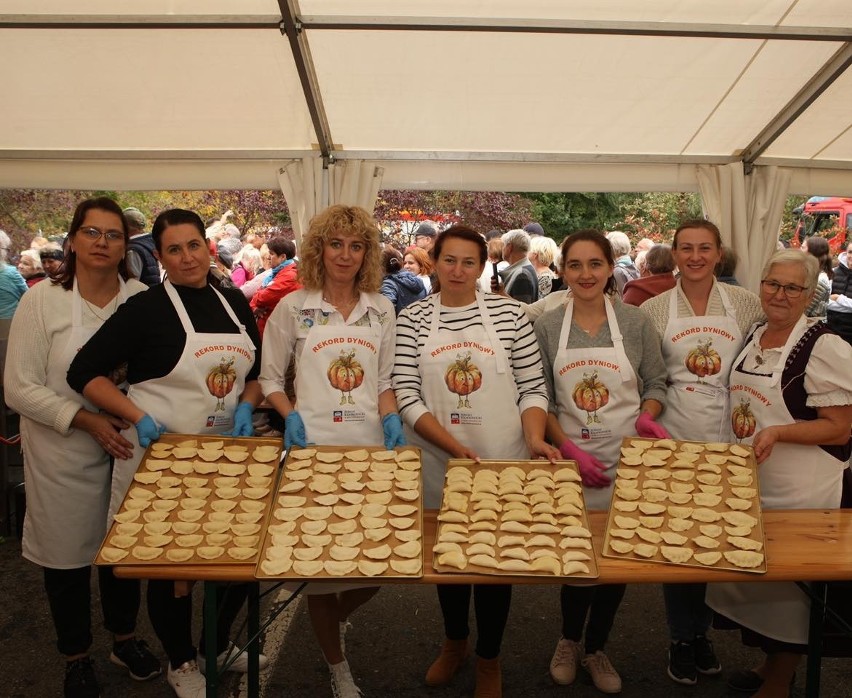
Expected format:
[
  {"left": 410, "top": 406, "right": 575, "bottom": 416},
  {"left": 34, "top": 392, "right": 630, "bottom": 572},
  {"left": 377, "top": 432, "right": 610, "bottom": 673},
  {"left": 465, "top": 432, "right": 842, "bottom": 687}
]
[{"left": 792, "top": 196, "right": 852, "bottom": 253}]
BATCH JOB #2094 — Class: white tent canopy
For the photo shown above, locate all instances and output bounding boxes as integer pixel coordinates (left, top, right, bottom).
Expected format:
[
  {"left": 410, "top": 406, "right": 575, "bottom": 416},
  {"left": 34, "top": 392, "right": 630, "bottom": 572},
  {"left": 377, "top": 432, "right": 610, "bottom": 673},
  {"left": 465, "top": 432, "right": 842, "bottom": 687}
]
[{"left": 1, "top": 1, "right": 851, "bottom": 286}]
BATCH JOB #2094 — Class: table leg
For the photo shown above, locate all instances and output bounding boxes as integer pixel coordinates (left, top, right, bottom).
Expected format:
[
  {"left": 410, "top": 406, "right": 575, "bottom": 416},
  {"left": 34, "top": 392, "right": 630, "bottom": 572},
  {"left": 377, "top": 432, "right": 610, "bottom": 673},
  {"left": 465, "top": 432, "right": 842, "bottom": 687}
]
[
  {"left": 247, "top": 582, "right": 260, "bottom": 697},
  {"left": 204, "top": 581, "right": 219, "bottom": 698},
  {"left": 805, "top": 581, "right": 825, "bottom": 698}
]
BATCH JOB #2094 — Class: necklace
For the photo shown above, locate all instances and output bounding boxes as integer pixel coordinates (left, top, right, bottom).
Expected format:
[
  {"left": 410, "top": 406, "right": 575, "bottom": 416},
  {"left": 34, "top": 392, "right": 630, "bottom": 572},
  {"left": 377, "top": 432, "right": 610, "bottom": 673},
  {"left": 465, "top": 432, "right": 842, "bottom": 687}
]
[
  {"left": 83, "top": 295, "right": 118, "bottom": 322},
  {"left": 322, "top": 293, "right": 359, "bottom": 310}
]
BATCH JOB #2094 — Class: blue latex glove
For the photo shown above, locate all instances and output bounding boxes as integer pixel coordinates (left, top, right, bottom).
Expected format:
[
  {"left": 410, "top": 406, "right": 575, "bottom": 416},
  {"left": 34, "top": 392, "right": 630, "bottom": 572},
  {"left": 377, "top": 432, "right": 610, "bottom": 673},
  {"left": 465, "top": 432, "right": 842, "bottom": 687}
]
[
  {"left": 635, "top": 412, "right": 671, "bottom": 439},
  {"left": 227, "top": 401, "right": 255, "bottom": 437},
  {"left": 559, "top": 439, "right": 610, "bottom": 488},
  {"left": 284, "top": 411, "right": 307, "bottom": 449},
  {"left": 381, "top": 413, "right": 406, "bottom": 449},
  {"left": 135, "top": 414, "right": 166, "bottom": 448}
]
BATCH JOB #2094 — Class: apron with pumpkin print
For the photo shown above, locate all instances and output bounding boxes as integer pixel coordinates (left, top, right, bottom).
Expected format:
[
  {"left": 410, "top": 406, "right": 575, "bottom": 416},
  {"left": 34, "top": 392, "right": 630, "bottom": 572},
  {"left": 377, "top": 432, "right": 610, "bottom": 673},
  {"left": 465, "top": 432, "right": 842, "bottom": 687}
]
[
  {"left": 108, "top": 280, "right": 255, "bottom": 519},
  {"left": 660, "top": 281, "right": 743, "bottom": 442},
  {"left": 552, "top": 297, "right": 640, "bottom": 510}
]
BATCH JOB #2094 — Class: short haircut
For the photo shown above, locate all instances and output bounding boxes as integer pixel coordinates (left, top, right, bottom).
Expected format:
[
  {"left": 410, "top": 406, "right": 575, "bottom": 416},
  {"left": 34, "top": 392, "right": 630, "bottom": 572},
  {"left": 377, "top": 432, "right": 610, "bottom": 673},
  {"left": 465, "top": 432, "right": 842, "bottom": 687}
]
[
  {"left": 501, "top": 228, "right": 531, "bottom": 253},
  {"left": 762, "top": 249, "right": 818, "bottom": 291},
  {"left": 645, "top": 244, "right": 676, "bottom": 275},
  {"left": 152, "top": 209, "right": 206, "bottom": 252},
  {"left": 267, "top": 236, "right": 296, "bottom": 259},
  {"left": 434, "top": 225, "right": 488, "bottom": 266},
  {"left": 529, "top": 235, "right": 559, "bottom": 267},
  {"left": 715, "top": 245, "right": 739, "bottom": 279},
  {"left": 297, "top": 205, "right": 382, "bottom": 293},
  {"left": 605, "top": 230, "right": 631, "bottom": 257}
]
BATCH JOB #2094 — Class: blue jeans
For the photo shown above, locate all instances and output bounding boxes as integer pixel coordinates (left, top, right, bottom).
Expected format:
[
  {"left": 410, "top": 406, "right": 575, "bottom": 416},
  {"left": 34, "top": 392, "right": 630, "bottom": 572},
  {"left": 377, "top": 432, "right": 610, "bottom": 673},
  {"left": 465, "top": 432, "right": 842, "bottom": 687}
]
[{"left": 663, "top": 583, "right": 713, "bottom": 643}]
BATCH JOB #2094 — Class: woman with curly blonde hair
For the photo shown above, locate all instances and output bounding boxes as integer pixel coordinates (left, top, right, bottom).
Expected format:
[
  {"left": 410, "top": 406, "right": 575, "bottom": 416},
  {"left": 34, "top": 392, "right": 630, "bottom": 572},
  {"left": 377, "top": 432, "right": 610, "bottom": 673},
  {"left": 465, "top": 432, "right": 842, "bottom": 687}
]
[{"left": 259, "top": 204, "right": 405, "bottom": 698}]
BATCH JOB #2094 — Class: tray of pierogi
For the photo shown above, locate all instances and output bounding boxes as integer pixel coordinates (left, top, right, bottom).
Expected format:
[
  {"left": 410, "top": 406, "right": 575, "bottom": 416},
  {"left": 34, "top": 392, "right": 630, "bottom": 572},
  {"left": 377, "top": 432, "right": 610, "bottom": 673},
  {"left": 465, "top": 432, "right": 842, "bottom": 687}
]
[
  {"left": 255, "top": 446, "right": 424, "bottom": 579},
  {"left": 433, "top": 460, "right": 599, "bottom": 579},
  {"left": 95, "top": 434, "right": 282, "bottom": 566},
  {"left": 603, "top": 438, "right": 766, "bottom": 574}
]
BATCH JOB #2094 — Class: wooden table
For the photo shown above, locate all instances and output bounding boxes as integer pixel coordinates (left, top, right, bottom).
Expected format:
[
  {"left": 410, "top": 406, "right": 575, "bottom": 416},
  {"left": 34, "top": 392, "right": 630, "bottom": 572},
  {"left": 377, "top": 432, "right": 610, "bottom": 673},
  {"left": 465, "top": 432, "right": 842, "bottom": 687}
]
[{"left": 115, "top": 509, "right": 852, "bottom": 697}]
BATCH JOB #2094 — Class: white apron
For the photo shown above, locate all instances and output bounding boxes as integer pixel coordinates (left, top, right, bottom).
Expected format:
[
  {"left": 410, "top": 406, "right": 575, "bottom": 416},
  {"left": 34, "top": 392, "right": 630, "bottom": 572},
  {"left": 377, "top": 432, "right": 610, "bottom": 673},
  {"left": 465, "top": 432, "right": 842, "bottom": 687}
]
[
  {"left": 295, "top": 307, "right": 382, "bottom": 446},
  {"left": 22, "top": 278, "right": 130, "bottom": 568},
  {"left": 288, "top": 299, "right": 384, "bottom": 594},
  {"left": 660, "top": 282, "right": 742, "bottom": 441},
  {"left": 552, "top": 297, "right": 640, "bottom": 510},
  {"left": 706, "top": 316, "right": 846, "bottom": 644},
  {"left": 108, "top": 280, "right": 255, "bottom": 519},
  {"left": 406, "top": 293, "right": 528, "bottom": 508}
]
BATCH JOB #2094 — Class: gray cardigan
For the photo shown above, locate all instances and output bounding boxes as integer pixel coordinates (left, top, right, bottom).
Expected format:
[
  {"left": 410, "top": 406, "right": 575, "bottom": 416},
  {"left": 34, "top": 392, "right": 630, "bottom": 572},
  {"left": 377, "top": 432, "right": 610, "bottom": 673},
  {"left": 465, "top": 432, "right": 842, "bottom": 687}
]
[{"left": 533, "top": 297, "right": 668, "bottom": 414}]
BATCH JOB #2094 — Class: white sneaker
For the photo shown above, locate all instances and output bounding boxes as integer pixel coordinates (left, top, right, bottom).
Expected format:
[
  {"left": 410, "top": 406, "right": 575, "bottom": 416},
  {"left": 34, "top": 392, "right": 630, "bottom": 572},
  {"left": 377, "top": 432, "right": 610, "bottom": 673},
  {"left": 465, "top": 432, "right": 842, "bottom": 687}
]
[
  {"left": 339, "top": 621, "right": 353, "bottom": 654},
  {"left": 167, "top": 660, "right": 206, "bottom": 698},
  {"left": 197, "top": 641, "right": 269, "bottom": 674},
  {"left": 330, "top": 660, "right": 362, "bottom": 698}
]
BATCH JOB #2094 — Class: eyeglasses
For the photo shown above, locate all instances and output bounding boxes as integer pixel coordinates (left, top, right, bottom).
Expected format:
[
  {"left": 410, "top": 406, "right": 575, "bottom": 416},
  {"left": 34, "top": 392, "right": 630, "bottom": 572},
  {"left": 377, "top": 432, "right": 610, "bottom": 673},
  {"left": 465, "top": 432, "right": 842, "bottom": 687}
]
[
  {"left": 760, "top": 279, "right": 808, "bottom": 298},
  {"left": 78, "top": 227, "right": 124, "bottom": 243}
]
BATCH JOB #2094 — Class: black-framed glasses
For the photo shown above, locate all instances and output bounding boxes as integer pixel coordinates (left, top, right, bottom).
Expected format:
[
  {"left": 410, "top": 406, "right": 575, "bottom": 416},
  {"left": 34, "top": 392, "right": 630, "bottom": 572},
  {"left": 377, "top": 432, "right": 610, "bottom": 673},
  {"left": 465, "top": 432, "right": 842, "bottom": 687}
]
[
  {"left": 78, "top": 227, "right": 124, "bottom": 243},
  {"left": 760, "top": 279, "right": 808, "bottom": 298}
]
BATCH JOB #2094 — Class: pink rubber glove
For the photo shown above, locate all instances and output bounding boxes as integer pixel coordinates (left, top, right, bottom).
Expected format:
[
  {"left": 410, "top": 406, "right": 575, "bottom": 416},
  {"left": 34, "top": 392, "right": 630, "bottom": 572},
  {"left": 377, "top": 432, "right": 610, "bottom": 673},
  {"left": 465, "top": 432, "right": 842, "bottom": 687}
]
[
  {"left": 635, "top": 412, "right": 671, "bottom": 439},
  {"left": 559, "top": 439, "right": 611, "bottom": 488}
]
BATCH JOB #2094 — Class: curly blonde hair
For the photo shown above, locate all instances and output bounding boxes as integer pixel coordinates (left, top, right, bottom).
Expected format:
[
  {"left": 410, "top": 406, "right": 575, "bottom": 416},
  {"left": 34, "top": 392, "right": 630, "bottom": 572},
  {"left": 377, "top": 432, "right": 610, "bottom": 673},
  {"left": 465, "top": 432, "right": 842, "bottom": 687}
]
[{"left": 297, "top": 205, "right": 383, "bottom": 292}]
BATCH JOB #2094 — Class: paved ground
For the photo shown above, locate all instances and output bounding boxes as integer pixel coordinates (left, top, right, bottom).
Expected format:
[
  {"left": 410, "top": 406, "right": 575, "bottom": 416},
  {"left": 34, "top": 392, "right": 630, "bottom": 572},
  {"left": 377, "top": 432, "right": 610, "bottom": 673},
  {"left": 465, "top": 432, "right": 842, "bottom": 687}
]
[{"left": 1, "top": 535, "right": 848, "bottom": 697}]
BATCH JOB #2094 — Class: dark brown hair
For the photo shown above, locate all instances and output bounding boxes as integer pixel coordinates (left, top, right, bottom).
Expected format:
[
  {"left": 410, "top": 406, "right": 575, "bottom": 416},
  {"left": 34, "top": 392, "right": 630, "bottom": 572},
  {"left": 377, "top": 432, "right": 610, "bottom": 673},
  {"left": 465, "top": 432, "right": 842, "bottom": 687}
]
[
  {"left": 433, "top": 225, "right": 487, "bottom": 266},
  {"left": 57, "top": 197, "right": 130, "bottom": 290},
  {"left": 560, "top": 229, "right": 616, "bottom": 295}
]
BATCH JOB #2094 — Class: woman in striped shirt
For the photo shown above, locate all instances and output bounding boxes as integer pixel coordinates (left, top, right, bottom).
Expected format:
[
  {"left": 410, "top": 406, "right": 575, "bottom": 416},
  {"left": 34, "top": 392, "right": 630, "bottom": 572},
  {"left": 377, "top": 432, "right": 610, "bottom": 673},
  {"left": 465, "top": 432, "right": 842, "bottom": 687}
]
[{"left": 394, "top": 224, "right": 559, "bottom": 698}]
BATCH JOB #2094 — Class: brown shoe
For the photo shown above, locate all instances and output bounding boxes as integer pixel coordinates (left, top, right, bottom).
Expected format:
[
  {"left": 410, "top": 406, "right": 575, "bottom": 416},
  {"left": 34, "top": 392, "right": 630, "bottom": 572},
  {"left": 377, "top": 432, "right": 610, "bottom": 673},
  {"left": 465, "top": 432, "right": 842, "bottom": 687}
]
[
  {"left": 425, "top": 638, "right": 469, "bottom": 686},
  {"left": 474, "top": 656, "right": 502, "bottom": 698}
]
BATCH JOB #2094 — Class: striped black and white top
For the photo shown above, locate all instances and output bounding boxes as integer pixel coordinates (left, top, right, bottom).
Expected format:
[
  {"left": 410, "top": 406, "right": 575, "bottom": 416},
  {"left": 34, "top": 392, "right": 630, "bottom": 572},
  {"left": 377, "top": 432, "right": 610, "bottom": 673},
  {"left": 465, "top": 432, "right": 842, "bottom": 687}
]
[{"left": 393, "top": 293, "right": 550, "bottom": 426}]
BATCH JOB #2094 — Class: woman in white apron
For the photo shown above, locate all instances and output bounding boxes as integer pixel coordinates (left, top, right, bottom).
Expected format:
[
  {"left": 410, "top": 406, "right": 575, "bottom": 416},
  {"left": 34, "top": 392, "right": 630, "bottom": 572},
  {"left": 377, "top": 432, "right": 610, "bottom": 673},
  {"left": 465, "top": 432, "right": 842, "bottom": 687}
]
[
  {"left": 394, "top": 225, "right": 560, "bottom": 698},
  {"left": 68, "top": 209, "right": 265, "bottom": 698},
  {"left": 534, "top": 230, "right": 668, "bottom": 695},
  {"left": 260, "top": 205, "right": 404, "bottom": 698},
  {"left": 640, "top": 219, "right": 764, "bottom": 685},
  {"left": 705, "top": 250, "right": 852, "bottom": 697},
  {"left": 4, "top": 197, "right": 157, "bottom": 698}
]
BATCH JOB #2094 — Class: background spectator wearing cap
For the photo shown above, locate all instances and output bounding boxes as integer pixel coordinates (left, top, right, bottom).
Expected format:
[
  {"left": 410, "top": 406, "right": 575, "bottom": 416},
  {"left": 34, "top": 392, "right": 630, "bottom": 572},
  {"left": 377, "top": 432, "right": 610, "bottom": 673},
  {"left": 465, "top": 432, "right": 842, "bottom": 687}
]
[
  {"left": 523, "top": 221, "right": 545, "bottom": 237},
  {"left": 0, "top": 229, "right": 28, "bottom": 318},
  {"left": 413, "top": 221, "right": 438, "bottom": 253},
  {"left": 39, "top": 244, "right": 65, "bottom": 279},
  {"left": 123, "top": 207, "right": 161, "bottom": 286}
]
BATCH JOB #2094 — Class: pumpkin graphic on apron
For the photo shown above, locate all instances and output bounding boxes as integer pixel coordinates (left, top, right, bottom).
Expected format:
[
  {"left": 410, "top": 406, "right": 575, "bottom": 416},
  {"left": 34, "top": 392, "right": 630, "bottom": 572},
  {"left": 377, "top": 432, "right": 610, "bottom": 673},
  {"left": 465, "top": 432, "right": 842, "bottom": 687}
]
[
  {"left": 571, "top": 370, "right": 610, "bottom": 425},
  {"left": 206, "top": 355, "right": 238, "bottom": 410},
  {"left": 731, "top": 397, "right": 756, "bottom": 442},
  {"left": 444, "top": 351, "right": 483, "bottom": 409},
  {"left": 327, "top": 348, "right": 365, "bottom": 404},
  {"left": 684, "top": 338, "right": 722, "bottom": 383}
]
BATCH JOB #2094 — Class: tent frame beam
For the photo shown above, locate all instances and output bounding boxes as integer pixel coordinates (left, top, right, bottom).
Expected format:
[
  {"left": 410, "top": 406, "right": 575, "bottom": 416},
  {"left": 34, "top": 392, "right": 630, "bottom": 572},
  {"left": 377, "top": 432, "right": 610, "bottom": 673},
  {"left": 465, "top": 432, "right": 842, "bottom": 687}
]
[
  {"left": 1, "top": 15, "right": 849, "bottom": 42},
  {"left": 741, "top": 43, "right": 852, "bottom": 172}
]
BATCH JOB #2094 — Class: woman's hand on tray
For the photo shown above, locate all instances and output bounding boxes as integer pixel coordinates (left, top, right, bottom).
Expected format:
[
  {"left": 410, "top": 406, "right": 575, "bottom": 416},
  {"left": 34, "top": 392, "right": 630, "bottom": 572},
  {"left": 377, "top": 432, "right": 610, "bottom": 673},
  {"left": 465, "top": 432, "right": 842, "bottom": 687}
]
[{"left": 559, "top": 439, "right": 610, "bottom": 488}]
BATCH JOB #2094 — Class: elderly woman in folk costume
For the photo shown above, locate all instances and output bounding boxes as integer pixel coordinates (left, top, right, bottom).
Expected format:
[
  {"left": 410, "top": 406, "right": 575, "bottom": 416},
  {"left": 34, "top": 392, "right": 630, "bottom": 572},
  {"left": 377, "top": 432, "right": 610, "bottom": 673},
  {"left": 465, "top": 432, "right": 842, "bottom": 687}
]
[{"left": 706, "top": 250, "right": 852, "bottom": 698}]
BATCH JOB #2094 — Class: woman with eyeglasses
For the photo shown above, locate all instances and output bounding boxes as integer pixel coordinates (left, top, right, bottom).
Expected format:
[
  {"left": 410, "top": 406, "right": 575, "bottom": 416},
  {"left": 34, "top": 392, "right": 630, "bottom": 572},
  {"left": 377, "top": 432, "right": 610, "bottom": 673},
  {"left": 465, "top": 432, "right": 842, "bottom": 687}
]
[
  {"left": 67, "top": 208, "right": 266, "bottom": 698},
  {"left": 4, "top": 197, "right": 158, "bottom": 698},
  {"left": 706, "top": 249, "right": 851, "bottom": 697},
  {"left": 640, "top": 220, "right": 764, "bottom": 685}
]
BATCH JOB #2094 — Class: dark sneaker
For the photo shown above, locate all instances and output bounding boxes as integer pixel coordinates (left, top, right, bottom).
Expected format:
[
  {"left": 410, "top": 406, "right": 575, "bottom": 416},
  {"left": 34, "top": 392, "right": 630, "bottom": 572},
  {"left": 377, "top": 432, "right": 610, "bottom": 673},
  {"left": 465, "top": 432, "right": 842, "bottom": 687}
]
[
  {"left": 667, "top": 641, "right": 697, "bottom": 686},
  {"left": 727, "top": 669, "right": 763, "bottom": 692},
  {"left": 109, "top": 638, "right": 162, "bottom": 681},
  {"left": 64, "top": 657, "right": 100, "bottom": 698},
  {"left": 693, "top": 635, "right": 721, "bottom": 675}
]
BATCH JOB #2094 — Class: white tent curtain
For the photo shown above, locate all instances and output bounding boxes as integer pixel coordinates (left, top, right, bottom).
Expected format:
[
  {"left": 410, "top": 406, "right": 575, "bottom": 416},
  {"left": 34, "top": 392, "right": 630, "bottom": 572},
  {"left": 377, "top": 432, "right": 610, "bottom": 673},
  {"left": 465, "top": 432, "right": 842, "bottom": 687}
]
[
  {"left": 277, "top": 157, "right": 385, "bottom": 247},
  {"left": 696, "top": 163, "right": 791, "bottom": 292}
]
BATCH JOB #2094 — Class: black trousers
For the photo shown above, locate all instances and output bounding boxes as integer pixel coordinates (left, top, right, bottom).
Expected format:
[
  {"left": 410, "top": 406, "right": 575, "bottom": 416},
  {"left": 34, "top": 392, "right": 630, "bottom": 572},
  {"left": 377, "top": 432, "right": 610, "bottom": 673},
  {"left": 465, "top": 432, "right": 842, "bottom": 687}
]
[
  {"left": 436, "top": 584, "right": 512, "bottom": 660},
  {"left": 43, "top": 565, "right": 140, "bottom": 657},
  {"left": 560, "top": 583, "right": 626, "bottom": 655},
  {"left": 147, "top": 579, "right": 250, "bottom": 669}
]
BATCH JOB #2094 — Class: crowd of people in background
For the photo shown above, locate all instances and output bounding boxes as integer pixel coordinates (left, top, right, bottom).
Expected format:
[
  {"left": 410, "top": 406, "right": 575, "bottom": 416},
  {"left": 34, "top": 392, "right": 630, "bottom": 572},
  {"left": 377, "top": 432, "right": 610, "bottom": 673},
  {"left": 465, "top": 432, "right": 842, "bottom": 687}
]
[{"left": 1, "top": 199, "right": 850, "bottom": 698}]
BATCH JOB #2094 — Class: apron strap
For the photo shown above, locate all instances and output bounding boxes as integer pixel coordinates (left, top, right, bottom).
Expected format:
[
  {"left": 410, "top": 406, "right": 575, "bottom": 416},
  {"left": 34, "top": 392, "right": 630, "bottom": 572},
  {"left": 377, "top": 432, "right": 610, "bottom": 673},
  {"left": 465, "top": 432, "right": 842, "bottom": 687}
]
[
  {"left": 559, "top": 298, "right": 633, "bottom": 383},
  {"left": 428, "top": 293, "right": 509, "bottom": 375},
  {"left": 164, "top": 280, "right": 256, "bottom": 352}
]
